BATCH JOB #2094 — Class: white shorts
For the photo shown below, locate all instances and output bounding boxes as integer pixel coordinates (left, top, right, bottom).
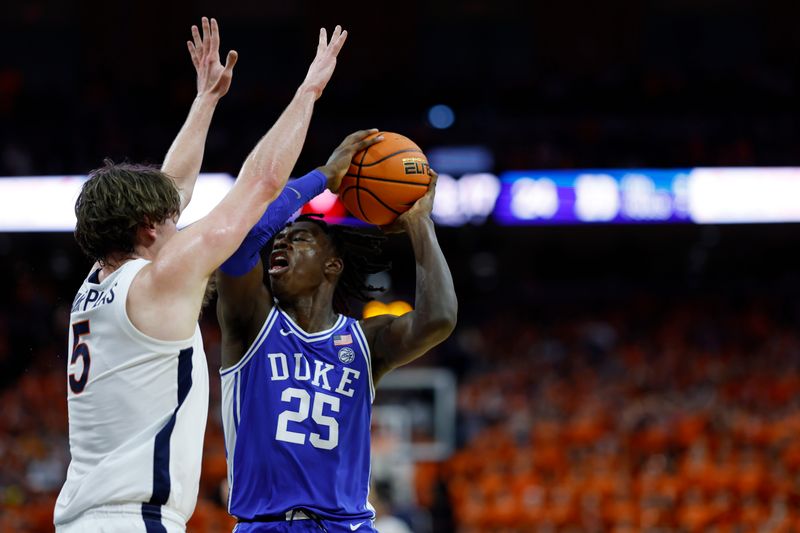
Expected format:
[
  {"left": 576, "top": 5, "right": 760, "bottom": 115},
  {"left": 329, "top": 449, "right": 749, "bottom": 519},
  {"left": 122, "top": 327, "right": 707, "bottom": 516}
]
[{"left": 56, "top": 504, "right": 186, "bottom": 533}]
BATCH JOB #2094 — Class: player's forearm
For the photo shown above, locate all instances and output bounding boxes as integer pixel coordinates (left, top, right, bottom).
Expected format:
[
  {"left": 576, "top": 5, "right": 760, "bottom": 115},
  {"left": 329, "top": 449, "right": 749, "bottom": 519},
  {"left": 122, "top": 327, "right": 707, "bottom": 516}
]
[
  {"left": 219, "top": 170, "right": 326, "bottom": 277},
  {"left": 236, "top": 85, "right": 318, "bottom": 204},
  {"left": 162, "top": 94, "right": 220, "bottom": 211},
  {"left": 200, "top": 85, "right": 318, "bottom": 269},
  {"left": 406, "top": 217, "right": 458, "bottom": 340}
]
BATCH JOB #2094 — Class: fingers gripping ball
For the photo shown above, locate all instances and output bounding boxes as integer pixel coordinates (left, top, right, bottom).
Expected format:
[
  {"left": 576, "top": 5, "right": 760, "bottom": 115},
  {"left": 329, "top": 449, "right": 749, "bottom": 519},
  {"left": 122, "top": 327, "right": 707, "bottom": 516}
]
[{"left": 340, "top": 132, "right": 431, "bottom": 225}]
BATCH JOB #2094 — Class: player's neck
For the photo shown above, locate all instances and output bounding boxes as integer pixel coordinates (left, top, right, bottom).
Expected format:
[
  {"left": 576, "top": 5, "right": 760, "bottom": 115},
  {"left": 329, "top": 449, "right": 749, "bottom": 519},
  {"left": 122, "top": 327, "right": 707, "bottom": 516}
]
[
  {"left": 279, "top": 293, "right": 338, "bottom": 334},
  {"left": 98, "top": 245, "right": 156, "bottom": 281},
  {"left": 97, "top": 253, "right": 134, "bottom": 281}
]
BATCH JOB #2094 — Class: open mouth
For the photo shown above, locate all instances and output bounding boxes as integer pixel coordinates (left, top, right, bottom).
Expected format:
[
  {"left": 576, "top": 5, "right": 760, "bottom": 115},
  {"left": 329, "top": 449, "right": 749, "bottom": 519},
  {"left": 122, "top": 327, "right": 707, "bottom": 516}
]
[{"left": 268, "top": 251, "right": 290, "bottom": 275}]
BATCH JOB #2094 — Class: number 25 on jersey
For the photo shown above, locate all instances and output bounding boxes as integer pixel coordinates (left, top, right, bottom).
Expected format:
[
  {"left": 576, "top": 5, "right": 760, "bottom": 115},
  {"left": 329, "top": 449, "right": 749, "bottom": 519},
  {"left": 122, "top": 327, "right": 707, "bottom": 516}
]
[{"left": 275, "top": 387, "right": 340, "bottom": 450}]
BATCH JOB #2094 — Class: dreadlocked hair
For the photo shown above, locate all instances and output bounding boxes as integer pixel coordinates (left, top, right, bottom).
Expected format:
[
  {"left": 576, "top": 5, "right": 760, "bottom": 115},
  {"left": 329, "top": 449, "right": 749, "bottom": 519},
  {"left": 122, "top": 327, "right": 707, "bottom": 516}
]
[{"left": 294, "top": 213, "right": 391, "bottom": 315}]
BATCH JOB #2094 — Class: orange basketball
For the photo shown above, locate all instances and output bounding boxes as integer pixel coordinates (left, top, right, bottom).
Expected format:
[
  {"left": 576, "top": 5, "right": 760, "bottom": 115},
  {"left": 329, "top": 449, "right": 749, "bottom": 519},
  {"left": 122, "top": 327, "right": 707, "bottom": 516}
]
[{"left": 340, "top": 132, "right": 431, "bottom": 225}]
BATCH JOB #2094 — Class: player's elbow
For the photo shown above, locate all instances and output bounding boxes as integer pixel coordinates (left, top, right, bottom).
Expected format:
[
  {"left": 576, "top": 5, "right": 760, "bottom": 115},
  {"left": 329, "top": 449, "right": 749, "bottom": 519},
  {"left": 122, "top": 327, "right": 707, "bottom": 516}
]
[
  {"left": 439, "top": 296, "right": 459, "bottom": 335},
  {"left": 240, "top": 173, "right": 281, "bottom": 207},
  {"left": 203, "top": 223, "right": 237, "bottom": 250},
  {"left": 427, "top": 310, "right": 458, "bottom": 344},
  {"left": 442, "top": 311, "right": 458, "bottom": 337},
  {"left": 239, "top": 160, "right": 286, "bottom": 203}
]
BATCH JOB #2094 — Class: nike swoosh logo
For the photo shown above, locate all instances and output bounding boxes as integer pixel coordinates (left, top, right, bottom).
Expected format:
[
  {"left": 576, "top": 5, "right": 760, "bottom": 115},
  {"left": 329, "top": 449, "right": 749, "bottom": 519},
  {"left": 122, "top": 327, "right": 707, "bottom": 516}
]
[
  {"left": 350, "top": 523, "right": 365, "bottom": 531},
  {"left": 287, "top": 186, "right": 301, "bottom": 200},
  {"left": 280, "top": 329, "right": 294, "bottom": 336}
]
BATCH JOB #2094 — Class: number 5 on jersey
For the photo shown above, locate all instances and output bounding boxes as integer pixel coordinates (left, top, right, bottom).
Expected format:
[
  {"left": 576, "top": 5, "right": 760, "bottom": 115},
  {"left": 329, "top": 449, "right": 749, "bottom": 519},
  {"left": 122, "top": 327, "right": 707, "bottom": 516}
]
[
  {"left": 276, "top": 388, "right": 340, "bottom": 450},
  {"left": 69, "top": 321, "right": 91, "bottom": 394}
]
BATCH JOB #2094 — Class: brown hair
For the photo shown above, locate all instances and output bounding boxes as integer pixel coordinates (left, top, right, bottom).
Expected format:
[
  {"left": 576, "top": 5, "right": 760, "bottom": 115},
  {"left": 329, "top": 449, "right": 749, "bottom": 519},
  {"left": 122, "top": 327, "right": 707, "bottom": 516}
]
[{"left": 74, "top": 160, "right": 181, "bottom": 264}]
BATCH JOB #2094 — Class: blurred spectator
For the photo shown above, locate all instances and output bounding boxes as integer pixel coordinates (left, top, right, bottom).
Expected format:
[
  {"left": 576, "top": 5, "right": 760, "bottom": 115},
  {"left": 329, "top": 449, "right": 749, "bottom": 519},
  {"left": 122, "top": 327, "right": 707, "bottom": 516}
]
[{"left": 6, "top": 273, "right": 800, "bottom": 531}]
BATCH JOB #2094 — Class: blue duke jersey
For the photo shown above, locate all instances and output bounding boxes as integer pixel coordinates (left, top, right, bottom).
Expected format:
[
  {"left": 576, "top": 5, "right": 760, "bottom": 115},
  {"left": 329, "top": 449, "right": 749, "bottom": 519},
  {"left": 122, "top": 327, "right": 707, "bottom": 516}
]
[{"left": 220, "top": 306, "right": 376, "bottom": 523}]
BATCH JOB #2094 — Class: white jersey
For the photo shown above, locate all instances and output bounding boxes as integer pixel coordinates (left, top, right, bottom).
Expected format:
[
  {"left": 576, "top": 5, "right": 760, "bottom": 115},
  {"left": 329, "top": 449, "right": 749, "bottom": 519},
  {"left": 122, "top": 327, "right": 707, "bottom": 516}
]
[{"left": 55, "top": 258, "right": 209, "bottom": 530}]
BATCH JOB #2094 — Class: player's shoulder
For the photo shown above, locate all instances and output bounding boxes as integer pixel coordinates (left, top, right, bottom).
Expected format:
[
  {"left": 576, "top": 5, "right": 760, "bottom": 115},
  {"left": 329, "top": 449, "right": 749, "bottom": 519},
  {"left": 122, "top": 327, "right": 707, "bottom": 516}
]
[
  {"left": 125, "top": 258, "right": 200, "bottom": 341},
  {"left": 357, "top": 314, "right": 395, "bottom": 342},
  {"left": 122, "top": 259, "right": 155, "bottom": 294},
  {"left": 358, "top": 314, "right": 395, "bottom": 328}
]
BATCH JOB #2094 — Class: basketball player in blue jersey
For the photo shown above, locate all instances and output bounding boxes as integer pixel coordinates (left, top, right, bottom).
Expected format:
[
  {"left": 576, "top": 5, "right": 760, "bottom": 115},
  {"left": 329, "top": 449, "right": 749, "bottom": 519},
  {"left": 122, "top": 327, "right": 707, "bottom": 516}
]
[
  {"left": 216, "top": 136, "right": 458, "bottom": 531},
  {"left": 55, "top": 19, "right": 349, "bottom": 533}
]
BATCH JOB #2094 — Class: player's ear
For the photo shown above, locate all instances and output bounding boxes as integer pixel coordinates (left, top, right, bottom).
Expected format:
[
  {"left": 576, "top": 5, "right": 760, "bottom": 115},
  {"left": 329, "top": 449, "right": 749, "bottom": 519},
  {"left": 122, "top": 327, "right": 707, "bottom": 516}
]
[
  {"left": 325, "top": 257, "right": 343, "bottom": 277},
  {"left": 136, "top": 222, "right": 158, "bottom": 247}
]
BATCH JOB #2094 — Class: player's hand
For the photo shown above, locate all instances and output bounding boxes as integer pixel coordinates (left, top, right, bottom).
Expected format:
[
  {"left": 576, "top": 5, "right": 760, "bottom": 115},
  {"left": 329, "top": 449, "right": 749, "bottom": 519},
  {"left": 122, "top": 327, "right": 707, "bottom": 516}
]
[
  {"left": 188, "top": 17, "right": 238, "bottom": 100},
  {"left": 381, "top": 170, "right": 438, "bottom": 234},
  {"left": 301, "top": 25, "right": 348, "bottom": 100},
  {"left": 319, "top": 129, "right": 384, "bottom": 193}
]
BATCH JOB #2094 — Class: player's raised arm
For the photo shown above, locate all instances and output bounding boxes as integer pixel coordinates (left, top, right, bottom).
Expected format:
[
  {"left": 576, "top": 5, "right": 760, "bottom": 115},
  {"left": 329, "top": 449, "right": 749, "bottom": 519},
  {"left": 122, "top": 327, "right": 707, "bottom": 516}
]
[
  {"left": 361, "top": 171, "right": 458, "bottom": 381},
  {"left": 234, "top": 26, "right": 346, "bottom": 195},
  {"left": 130, "top": 26, "right": 348, "bottom": 341},
  {"left": 162, "top": 17, "right": 238, "bottom": 211},
  {"left": 216, "top": 129, "right": 382, "bottom": 367}
]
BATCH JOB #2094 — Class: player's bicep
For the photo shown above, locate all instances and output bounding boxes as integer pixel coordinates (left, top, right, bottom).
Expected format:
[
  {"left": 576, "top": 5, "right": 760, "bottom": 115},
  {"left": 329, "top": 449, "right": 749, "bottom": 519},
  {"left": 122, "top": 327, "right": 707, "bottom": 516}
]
[
  {"left": 155, "top": 178, "right": 279, "bottom": 287},
  {"left": 364, "top": 312, "right": 435, "bottom": 381},
  {"left": 151, "top": 218, "right": 232, "bottom": 287}
]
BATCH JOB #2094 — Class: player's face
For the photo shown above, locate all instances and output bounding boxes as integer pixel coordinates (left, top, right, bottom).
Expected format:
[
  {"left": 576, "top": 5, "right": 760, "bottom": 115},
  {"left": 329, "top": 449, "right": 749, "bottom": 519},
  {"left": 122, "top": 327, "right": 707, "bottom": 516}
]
[{"left": 268, "top": 221, "right": 338, "bottom": 297}]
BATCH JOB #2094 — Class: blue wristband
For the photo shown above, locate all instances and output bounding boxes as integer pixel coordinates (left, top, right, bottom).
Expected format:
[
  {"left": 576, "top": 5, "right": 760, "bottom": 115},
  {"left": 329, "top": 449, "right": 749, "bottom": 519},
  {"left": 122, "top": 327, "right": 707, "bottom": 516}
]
[{"left": 220, "top": 169, "right": 327, "bottom": 276}]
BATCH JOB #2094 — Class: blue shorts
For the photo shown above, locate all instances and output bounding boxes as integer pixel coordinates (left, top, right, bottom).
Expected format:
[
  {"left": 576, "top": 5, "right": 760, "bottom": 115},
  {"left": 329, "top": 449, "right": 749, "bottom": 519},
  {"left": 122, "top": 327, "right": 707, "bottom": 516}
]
[{"left": 233, "top": 518, "right": 376, "bottom": 533}]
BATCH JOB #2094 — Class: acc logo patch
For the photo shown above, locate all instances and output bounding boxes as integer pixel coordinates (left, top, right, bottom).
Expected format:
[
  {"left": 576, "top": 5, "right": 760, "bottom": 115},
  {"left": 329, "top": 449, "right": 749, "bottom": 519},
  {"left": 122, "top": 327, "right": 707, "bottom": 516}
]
[{"left": 338, "top": 347, "right": 356, "bottom": 364}]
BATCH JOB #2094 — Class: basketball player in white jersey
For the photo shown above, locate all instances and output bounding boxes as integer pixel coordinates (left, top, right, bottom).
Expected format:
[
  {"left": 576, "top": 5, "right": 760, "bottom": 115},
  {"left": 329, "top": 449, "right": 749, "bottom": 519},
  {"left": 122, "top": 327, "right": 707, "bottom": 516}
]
[{"left": 54, "top": 19, "right": 349, "bottom": 533}]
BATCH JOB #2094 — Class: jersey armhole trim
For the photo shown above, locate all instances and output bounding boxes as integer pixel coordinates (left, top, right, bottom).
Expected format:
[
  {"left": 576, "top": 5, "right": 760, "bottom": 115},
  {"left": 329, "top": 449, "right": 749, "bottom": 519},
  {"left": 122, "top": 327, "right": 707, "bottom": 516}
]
[
  {"left": 352, "top": 322, "right": 375, "bottom": 402},
  {"left": 220, "top": 307, "right": 279, "bottom": 376},
  {"left": 115, "top": 259, "right": 197, "bottom": 350}
]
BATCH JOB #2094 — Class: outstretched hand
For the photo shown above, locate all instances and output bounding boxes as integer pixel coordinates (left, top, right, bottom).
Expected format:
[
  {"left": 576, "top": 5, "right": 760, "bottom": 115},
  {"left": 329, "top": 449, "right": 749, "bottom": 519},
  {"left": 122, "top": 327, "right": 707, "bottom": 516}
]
[
  {"left": 187, "top": 17, "right": 238, "bottom": 100},
  {"left": 381, "top": 170, "right": 438, "bottom": 234},
  {"left": 302, "top": 25, "right": 348, "bottom": 100},
  {"left": 319, "top": 129, "right": 384, "bottom": 192}
]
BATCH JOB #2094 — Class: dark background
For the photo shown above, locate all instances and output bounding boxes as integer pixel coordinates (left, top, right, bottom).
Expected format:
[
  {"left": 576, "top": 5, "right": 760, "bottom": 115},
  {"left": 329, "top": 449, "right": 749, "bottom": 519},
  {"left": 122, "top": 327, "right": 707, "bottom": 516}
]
[
  {"left": 4, "top": 1, "right": 800, "bottom": 531},
  {"left": 2, "top": 0, "right": 799, "bottom": 177}
]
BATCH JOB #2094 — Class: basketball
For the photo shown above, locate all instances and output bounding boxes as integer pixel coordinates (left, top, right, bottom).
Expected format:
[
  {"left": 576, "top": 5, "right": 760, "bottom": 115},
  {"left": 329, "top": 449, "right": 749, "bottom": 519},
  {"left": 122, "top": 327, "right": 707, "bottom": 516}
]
[{"left": 340, "top": 132, "right": 431, "bottom": 225}]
